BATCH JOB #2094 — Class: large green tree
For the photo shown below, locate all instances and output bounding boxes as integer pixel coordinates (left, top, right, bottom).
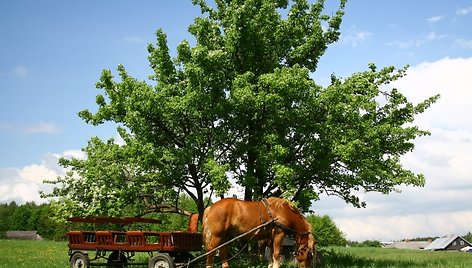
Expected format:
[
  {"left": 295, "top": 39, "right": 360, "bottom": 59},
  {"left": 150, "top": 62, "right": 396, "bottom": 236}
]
[{"left": 43, "top": 0, "right": 438, "bottom": 217}]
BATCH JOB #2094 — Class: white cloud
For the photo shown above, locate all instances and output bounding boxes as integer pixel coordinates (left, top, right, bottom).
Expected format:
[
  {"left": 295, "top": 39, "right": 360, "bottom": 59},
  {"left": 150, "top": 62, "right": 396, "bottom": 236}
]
[
  {"left": 59, "top": 150, "right": 86, "bottom": 160},
  {"left": 336, "top": 211, "right": 472, "bottom": 241},
  {"left": 386, "top": 39, "right": 422, "bottom": 49},
  {"left": 315, "top": 57, "right": 472, "bottom": 241},
  {"left": 386, "top": 32, "right": 447, "bottom": 50},
  {"left": 455, "top": 38, "right": 472, "bottom": 49},
  {"left": 0, "top": 64, "right": 30, "bottom": 77},
  {"left": 23, "top": 121, "right": 62, "bottom": 134},
  {"left": 456, "top": 6, "right": 472, "bottom": 16},
  {"left": 1, "top": 122, "right": 62, "bottom": 134},
  {"left": 13, "top": 64, "right": 29, "bottom": 77},
  {"left": 425, "top": 32, "right": 447, "bottom": 41},
  {"left": 18, "top": 164, "right": 58, "bottom": 184},
  {"left": 0, "top": 150, "right": 82, "bottom": 204},
  {"left": 340, "top": 26, "right": 372, "bottom": 47},
  {"left": 426, "top": 16, "right": 444, "bottom": 23},
  {"left": 124, "top": 36, "right": 145, "bottom": 44},
  {"left": 394, "top": 57, "right": 472, "bottom": 130}
]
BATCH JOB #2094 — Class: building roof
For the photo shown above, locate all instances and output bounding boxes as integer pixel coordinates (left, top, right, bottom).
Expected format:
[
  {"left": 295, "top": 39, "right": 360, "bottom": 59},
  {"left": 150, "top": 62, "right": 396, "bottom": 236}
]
[
  {"left": 384, "top": 241, "right": 431, "bottom": 250},
  {"left": 424, "top": 234, "right": 472, "bottom": 250},
  {"left": 6, "top": 231, "right": 43, "bottom": 240}
]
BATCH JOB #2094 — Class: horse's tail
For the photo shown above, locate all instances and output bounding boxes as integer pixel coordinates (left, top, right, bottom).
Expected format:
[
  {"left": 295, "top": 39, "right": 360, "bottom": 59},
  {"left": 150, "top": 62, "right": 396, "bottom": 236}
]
[{"left": 202, "top": 205, "right": 212, "bottom": 250}]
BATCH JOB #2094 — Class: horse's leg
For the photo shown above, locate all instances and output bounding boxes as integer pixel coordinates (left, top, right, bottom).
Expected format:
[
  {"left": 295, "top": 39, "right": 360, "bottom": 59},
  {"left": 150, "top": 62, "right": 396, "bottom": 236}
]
[
  {"left": 203, "top": 229, "right": 213, "bottom": 268},
  {"left": 205, "top": 235, "right": 227, "bottom": 268},
  {"left": 219, "top": 244, "right": 230, "bottom": 268},
  {"left": 205, "top": 249, "right": 215, "bottom": 268},
  {"left": 271, "top": 233, "right": 284, "bottom": 268},
  {"left": 204, "top": 232, "right": 218, "bottom": 268},
  {"left": 266, "top": 239, "right": 274, "bottom": 268}
]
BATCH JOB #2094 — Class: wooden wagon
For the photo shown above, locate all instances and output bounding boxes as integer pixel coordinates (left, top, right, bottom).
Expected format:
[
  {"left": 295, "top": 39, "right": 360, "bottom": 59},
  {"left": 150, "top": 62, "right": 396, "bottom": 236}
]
[{"left": 66, "top": 214, "right": 202, "bottom": 268}]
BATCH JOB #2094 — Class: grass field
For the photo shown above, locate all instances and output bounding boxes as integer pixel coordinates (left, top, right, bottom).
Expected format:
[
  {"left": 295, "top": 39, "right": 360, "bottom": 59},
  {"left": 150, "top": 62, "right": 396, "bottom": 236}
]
[
  {"left": 319, "top": 246, "right": 472, "bottom": 268},
  {"left": 1, "top": 240, "right": 472, "bottom": 267},
  {"left": 0, "top": 239, "right": 69, "bottom": 268}
]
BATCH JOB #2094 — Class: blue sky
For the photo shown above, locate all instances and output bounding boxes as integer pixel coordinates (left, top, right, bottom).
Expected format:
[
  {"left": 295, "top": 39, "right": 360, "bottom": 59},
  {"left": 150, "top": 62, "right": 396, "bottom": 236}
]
[{"left": 1, "top": 0, "right": 472, "bottom": 241}]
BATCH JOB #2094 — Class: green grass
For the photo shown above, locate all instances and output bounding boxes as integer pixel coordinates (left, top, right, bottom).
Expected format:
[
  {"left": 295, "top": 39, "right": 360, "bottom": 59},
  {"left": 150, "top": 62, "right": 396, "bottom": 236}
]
[
  {"left": 0, "top": 240, "right": 150, "bottom": 268},
  {"left": 318, "top": 246, "right": 472, "bottom": 268},
  {"left": 0, "top": 239, "right": 69, "bottom": 268},
  {"left": 1, "top": 240, "right": 472, "bottom": 268}
]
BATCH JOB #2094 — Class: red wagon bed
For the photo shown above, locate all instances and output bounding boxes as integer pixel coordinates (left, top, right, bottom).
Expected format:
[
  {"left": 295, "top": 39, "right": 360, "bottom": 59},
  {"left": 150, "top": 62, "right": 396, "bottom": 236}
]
[{"left": 66, "top": 214, "right": 202, "bottom": 268}]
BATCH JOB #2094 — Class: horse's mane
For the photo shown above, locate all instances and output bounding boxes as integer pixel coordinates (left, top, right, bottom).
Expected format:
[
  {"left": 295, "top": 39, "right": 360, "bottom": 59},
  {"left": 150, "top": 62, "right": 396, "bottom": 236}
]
[
  {"left": 267, "top": 197, "right": 300, "bottom": 213},
  {"left": 267, "top": 197, "right": 314, "bottom": 235}
]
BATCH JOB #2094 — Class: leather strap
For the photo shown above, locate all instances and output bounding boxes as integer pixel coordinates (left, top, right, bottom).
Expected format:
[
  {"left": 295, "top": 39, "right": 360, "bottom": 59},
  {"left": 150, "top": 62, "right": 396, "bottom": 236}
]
[{"left": 261, "top": 198, "right": 273, "bottom": 220}]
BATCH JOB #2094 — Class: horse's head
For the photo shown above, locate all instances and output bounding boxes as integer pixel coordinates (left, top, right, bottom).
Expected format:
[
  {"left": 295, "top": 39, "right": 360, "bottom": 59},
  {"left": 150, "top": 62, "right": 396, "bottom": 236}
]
[
  {"left": 266, "top": 197, "right": 318, "bottom": 267},
  {"left": 295, "top": 232, "right": 316, "bottom": 268}
]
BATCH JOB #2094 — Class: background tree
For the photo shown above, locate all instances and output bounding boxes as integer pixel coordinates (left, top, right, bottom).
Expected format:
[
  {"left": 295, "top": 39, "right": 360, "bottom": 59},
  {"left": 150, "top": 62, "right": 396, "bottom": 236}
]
[
  {"left": 348, "top": 240, "right": 382, "bottom": 247},
  {"left": 463, "top": 232, "right": 472, "bottom": 244},
  {"left": 0, "top": 201, "right": 18, "bottom": 238},
  {"left": 1, "top": 202, "right": 66, "bottom": 240},
  {"left": 43, "top": 0, "right": 438, "bottom": 217},
  {"left": 8, "top": 202, "right": 35, "bottom": 231},
  {"left": 307, "top": 214, "right": 346, "bottom": 247}
]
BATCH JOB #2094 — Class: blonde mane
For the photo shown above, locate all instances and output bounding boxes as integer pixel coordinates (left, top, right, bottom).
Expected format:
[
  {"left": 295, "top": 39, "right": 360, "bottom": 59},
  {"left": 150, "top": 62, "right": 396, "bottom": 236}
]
[
  {"left": 267, "top": 197, "right": 314, "bottom": 234},
  {"left": 267, "top": 197, "right": 304, "bottom": 214},
  {"left": 267, "top": 197, "right": 297, "bottom": 210}
]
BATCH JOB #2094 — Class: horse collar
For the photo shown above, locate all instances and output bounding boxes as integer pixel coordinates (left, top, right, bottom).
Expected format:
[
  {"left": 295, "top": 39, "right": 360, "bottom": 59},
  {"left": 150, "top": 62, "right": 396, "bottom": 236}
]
[{"left": 261, "top": 198, "right": 273, "bottom": 220}]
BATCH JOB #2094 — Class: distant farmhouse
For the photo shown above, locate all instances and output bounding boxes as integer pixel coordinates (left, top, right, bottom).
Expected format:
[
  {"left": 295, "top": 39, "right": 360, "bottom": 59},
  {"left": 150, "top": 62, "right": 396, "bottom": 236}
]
[{"left": 425, "top": 234, "right": 472, "bottom": 251}]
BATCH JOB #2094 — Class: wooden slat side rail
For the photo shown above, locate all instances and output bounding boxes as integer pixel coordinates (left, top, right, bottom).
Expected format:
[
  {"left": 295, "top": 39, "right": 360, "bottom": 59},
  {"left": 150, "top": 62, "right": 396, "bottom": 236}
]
[
  {"left": 96, "top": 231, "right": 113, "bottom": 245},
  {"left": 127, "top": 231, "right": 146, "bottom": 247},
  {"left": 171, "top": 232, "right": 203, "bottom": 251},
  {"left": 111, "top": 231, "right": 127, "bottom": 244},
  {"left": 67, "top": 231, "right": 84, "bottom": 245},
  {"left": 67, "top": 231, "right": 98, "bottom": 250},
  {"left": 83, "top": 231, "right": 97, "bottom": 243},
  {"left": 158, "top": 232, "right": 174, "bottom": 251}
]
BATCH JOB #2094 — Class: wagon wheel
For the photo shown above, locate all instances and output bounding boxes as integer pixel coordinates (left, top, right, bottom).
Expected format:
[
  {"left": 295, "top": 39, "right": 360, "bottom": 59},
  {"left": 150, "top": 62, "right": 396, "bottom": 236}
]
[
  {"left": 148, "top": 253, "right": 175, "bottom": 268},
  {"left": 70, "top": 252, "right": 89, "bottom": 268},
  {"left": 107, "top": 251, "right": 128, "bottom": 268}
]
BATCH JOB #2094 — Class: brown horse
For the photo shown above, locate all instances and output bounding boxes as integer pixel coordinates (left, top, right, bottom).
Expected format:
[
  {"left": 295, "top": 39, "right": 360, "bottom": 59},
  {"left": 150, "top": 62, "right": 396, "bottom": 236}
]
[{"left": 202, "top": 197, "right": 315, "bottom": 268}]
